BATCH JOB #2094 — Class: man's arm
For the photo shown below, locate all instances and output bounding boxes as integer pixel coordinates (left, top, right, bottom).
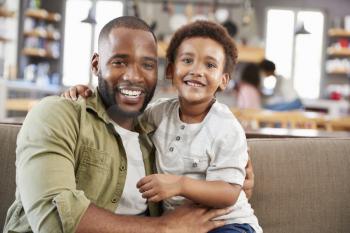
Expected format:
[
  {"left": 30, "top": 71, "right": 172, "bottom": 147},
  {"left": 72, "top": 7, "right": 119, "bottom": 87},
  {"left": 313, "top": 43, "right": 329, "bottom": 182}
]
[
  {"left": 17, "top": 97, "right": 89, "bottom": 232},
  {"left": 76, "top": 203, "right": 230, "bottom": 233}
]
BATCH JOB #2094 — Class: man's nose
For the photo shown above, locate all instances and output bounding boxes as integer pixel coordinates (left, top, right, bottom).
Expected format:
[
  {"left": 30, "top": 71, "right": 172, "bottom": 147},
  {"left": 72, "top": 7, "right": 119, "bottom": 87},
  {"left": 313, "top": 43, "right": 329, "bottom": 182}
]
[{"left": 123, "top": 64, "right": 143, "bottom": 83}]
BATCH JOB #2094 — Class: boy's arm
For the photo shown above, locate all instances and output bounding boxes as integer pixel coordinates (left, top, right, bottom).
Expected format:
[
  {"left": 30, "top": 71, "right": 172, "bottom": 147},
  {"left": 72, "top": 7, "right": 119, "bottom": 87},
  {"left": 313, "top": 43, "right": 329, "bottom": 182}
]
[{"left": 137, "top": 174, "right": 241, "bottom": 208}]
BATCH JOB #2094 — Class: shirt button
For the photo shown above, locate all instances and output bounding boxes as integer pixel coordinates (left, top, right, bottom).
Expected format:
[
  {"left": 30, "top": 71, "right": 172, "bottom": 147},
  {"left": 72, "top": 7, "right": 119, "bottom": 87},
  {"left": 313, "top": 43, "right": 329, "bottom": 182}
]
[
  {"left": 176, "top": 136, "right": 180, "bottom": 141},
  {"left": 119, "top": 165, "right": 126, "bottom": 171},
  {"left": 180, "top": 125, "right": 185, "bottom": 130},
  {"left": 111, "top": 198, "right": 117, "bottom": 203},
  {"left": 169, "top": 147, "right": 174, "bottom": 152}
]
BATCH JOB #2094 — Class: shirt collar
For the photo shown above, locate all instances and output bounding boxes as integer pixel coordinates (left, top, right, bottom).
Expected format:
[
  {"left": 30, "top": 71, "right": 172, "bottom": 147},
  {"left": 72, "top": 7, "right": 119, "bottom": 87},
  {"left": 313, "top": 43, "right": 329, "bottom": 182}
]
[{"left": 85, "top": 88, "right": 155, "bottom": 135}]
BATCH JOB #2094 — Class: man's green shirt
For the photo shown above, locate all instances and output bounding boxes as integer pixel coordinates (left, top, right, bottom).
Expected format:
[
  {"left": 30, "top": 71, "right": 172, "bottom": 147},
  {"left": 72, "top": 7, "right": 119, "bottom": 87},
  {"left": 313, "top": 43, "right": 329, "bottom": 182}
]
[{"left": 3, "top": 91, "right": 160, "bottom": 233}]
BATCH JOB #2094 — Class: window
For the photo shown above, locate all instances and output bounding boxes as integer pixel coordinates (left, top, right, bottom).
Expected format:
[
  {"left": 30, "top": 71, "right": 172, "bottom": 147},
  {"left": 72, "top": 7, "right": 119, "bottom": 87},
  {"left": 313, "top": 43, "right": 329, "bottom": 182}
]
[
  {"left": 63, "top": 0, "right": 123, "bottom": 86},
  {"left": 266, "top": 8, "right": 325, "bottom": 99}
]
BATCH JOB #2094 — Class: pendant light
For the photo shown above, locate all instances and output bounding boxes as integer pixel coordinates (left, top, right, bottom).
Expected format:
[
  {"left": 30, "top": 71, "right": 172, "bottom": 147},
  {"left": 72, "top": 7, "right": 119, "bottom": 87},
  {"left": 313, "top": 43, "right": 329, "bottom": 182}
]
[
  {"left": 295, "top": 21, "right": 310, "bottom": 35},
  {"left": 81, "top": 2, "right": 97, "bottom": 25}
]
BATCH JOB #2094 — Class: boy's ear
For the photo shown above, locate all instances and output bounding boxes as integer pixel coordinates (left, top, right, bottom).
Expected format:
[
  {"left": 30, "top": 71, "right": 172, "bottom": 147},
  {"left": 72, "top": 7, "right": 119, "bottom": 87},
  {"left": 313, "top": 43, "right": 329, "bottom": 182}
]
[
  {"left": 165, "top": 63, "right": 174, "bottom": 80},
  {"left": 219, "top": 73, "right": 230, "bottom": 91},
  {"left": 91, "top": 53, "right": 100, "bottom": 76}
]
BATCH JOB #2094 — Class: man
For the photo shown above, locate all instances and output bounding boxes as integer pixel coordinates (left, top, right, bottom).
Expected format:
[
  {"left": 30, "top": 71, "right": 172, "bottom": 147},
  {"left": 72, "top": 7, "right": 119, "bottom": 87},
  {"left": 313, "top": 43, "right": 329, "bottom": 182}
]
[
  {"left": 260, "top": 59, "right": 303, "bottom": 111},
  {"left": 4, "top": 16, "right": 253, "bottom": 233}
]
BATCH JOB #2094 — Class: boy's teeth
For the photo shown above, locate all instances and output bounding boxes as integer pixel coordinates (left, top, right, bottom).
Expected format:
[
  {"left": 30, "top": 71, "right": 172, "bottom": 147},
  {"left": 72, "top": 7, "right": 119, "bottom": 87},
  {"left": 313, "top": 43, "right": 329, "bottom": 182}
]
[{"left": 187, "top": 81, "right": 203, "bottom": 87}]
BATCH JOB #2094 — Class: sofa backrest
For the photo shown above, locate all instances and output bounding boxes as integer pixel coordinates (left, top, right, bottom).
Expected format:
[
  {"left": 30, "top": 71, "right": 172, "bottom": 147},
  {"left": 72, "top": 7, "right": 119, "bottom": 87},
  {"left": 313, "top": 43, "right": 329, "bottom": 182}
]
[
  {"left": 0, "top": 123, "right": 21, "bottom": 228},
  {"left": 1, "top": 123, "right": 349, "bottom": 232},
  {"left": 248, "top": 138, "right": 350, "bottom": 233}
]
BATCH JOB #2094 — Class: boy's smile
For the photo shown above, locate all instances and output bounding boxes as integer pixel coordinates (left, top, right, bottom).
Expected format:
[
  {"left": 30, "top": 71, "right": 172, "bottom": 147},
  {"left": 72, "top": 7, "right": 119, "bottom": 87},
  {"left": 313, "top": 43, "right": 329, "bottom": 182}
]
[{"left": 170, "top": 37, "right": 228, "bottom": 105}]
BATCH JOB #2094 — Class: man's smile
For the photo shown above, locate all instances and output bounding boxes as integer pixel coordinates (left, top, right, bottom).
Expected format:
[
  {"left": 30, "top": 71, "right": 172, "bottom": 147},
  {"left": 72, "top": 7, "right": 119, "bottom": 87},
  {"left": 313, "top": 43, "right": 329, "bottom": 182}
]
[{"left": 119, "top": 88, "right": 144, "bottom": 98}]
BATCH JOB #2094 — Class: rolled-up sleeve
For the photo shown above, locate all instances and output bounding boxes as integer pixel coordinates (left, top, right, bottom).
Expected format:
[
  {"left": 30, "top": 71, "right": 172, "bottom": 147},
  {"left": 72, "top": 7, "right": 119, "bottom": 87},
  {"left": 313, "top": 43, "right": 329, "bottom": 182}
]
[
  {"left": 206, "top": 123, "right": 248, "bottom": 187},
  {"left": 16, "top": 97, "right": 90, "bottom": 233}
]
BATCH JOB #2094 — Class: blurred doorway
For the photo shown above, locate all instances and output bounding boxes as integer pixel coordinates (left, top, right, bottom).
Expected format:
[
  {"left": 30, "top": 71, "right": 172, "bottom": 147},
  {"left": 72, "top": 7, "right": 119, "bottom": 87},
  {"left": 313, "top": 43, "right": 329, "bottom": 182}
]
[
  {"left": 265, "top": 8, "right": 325, "bottom": 99},
  {"left": 63, "top": 0, "right": 124, "bottom": 87}
]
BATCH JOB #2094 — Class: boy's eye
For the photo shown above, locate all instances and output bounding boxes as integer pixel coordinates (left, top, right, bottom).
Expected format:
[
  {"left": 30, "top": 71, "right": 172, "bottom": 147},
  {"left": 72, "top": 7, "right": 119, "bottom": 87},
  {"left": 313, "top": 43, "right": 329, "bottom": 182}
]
[
  {"left": 207, "top": 63, "right": 217, "bottom": 69},
  {"left": 182, "top": 58, "right": 193, "bottom": 64}
]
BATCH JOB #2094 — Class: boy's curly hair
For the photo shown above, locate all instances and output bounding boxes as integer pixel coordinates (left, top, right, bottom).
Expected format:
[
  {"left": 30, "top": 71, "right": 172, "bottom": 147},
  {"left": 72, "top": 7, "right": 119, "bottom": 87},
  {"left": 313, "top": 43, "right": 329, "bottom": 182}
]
[{"left": 166, "top": 20, "right": 238, "bottom": 77}]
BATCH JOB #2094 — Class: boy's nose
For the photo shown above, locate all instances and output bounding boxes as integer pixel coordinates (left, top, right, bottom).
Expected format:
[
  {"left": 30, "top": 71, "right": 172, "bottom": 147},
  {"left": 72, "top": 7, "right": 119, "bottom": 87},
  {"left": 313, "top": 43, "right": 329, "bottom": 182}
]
[
  {"left": 189, "top": 71, "right": 204, "bottom": 77},
  {"left": 190, "top": 63, "right": 205, "bottom": 77}
]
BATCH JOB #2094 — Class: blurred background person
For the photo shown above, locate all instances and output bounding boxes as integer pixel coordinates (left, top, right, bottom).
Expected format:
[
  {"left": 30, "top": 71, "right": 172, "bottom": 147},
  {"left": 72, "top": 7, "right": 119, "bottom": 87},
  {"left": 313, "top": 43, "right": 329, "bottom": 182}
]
[
  {"left": 236, "top": 63, "right": 262, "bottom": 109},
  {"left": 260, "top": 59, "right": 303, "bottom": 111}
]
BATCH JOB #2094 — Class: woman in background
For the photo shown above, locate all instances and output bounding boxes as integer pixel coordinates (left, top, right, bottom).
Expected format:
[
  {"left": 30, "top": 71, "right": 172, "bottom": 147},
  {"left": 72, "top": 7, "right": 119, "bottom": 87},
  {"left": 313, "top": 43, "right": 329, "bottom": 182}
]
[{"left": 236, "top": 63, "right": 262, "bottom": 109}]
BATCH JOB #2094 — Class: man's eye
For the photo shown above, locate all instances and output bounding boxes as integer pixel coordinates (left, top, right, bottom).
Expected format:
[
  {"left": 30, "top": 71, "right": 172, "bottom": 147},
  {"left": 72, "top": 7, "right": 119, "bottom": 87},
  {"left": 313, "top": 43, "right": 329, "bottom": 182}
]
[
  {"left": 112, "top": 61, "right": 126, "bottom": 67},
  {"left": 143, "top": 63, "right": 155, "bottom": 70}
]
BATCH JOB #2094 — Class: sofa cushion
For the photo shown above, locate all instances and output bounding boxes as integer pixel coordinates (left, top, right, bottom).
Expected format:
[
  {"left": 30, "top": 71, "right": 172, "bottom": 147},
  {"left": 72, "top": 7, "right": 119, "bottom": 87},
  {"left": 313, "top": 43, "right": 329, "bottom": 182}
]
[
  {"left": 248, "top": 138, "right": 350, "bottom": 233},
  {"left": 0, "top": 124, "right": 21, "bottom": 228}
]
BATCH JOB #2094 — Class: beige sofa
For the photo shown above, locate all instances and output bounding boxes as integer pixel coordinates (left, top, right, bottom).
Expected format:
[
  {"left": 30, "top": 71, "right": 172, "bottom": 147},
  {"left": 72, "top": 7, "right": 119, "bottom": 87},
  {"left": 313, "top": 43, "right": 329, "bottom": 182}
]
[{"left": 1, "top": 123, "right": 350, "bottom": 232}]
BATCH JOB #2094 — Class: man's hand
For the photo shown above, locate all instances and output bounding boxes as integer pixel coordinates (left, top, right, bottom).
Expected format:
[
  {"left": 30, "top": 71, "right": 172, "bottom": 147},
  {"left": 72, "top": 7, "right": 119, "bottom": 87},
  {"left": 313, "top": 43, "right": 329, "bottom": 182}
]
[
  {"left": 137, "top": 174, "right": 184, "bottom": 202},
  {"left": 160, "top": 204, "right": 230, "bottom": 233},
  {"left": 243, "top": 152, "right": 254, "bottom": 200},
  {"left": 61, "top": 85, "right": 93, "bottom": 100},
  {"left": 76, "top": 203, "right": 228, "bottom": 233}
]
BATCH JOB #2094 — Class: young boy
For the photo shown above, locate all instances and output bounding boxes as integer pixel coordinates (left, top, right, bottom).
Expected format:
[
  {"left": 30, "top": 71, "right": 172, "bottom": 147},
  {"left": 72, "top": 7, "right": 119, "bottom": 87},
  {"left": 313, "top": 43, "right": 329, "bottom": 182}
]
[{"left": 65, "top": 20, "right": 261, "bottom": 233}]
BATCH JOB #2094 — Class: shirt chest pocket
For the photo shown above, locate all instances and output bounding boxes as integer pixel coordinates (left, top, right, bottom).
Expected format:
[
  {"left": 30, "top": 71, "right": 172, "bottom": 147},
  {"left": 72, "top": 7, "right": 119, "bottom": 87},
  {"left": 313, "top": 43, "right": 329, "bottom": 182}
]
[
  {"left": 182, "top": 155, "right": 209, "bottom": 174},
  {"left": 76, "top": 146, "right": 112, "bottom": 202}
]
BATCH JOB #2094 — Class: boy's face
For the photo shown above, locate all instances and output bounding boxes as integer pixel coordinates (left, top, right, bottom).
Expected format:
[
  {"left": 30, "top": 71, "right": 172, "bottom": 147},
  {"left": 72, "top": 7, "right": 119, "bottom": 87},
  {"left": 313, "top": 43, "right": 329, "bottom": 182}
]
[
  {"left": 93, "top": 28, "right": 158, "bottom": 117},
  {"left": 169, "top": 37, "right": 229, "bottom": 105}
]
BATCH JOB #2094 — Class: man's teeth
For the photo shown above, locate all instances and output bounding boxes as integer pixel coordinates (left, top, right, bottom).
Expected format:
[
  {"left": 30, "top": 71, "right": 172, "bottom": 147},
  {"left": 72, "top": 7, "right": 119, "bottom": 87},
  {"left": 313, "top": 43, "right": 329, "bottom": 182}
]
[
  {"left": 186, "top": 81, "right": 203, "bottom": 87},
  {"left": 120, "top": 89, "right": 142, "bottom": 97}
]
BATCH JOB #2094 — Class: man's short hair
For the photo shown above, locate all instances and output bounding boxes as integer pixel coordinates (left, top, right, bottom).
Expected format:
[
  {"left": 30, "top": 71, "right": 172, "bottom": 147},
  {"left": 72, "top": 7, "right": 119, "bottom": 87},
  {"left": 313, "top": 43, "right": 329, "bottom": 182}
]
[
  {"left": 166, "top": 20, "right": 237, "bottom": 77},
  {"left": 98, "top": 16, "right": 157, "bottom": 50}
]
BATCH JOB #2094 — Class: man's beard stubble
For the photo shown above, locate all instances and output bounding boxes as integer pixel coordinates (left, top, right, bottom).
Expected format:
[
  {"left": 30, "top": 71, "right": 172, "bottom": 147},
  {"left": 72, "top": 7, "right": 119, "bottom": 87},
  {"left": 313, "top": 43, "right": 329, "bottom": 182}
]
[{"left": 97, "top": 74, "right": 156, "bottom": 118}]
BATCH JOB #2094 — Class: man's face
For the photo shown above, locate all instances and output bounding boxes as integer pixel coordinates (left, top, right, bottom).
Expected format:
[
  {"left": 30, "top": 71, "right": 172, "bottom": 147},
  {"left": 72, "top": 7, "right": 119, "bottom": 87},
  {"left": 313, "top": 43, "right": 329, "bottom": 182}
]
[{"left": 94, "top": 28, "right": 158, "bottom": 118}]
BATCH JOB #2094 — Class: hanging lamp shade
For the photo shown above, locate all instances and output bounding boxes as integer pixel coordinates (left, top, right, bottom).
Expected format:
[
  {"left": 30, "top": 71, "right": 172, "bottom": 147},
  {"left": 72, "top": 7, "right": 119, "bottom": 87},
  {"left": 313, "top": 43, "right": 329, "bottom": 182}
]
[
  {"left": 295, "top": 21, "right": 310, "bottom": 35},
  {"left": 81, "top": 6, "right": 97, "bottom": 25}
]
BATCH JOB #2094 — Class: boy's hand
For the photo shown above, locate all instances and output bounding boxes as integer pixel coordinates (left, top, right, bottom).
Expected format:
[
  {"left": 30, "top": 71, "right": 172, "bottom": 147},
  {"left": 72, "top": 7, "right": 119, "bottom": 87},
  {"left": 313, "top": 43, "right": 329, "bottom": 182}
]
[
  {"left": 61, "top": 85, "right": 93, "bottom": 100},
  {"left": 137, "top": 174, "right": 184, "bottom": 202}
]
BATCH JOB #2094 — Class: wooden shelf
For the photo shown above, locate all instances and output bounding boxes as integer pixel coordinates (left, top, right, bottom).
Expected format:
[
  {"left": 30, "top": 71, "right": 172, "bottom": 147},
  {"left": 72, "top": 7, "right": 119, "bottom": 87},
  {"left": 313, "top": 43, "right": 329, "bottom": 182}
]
[
  {"left": 22, "top": 48, "right": 58, "bottom": 59},
  {"left": 0, "top": 36, "right": 11, "bottom": 43},
  {"left": 5, "top": 98, "right": 38, "bottom": 111},
  {"left": 25, "top": 8, "right": 61, "bottom": 22},
  {"left": 327, "top": 70, "right": 350, "bottom": 75},
  {"left": 0, "top": 7, "right": 15, "bottom": 18},
  {"left": 327, "top": 47, "right": 350, "bottom": 56},
  {"left": 237, "top": 45, "right": 265, "bottom": 63},
  {"left": 24, "top": 30, "right": 60, "bottom": 40},
  {"left": 328, "top": 28, "right": 350, "bottom": 37}
]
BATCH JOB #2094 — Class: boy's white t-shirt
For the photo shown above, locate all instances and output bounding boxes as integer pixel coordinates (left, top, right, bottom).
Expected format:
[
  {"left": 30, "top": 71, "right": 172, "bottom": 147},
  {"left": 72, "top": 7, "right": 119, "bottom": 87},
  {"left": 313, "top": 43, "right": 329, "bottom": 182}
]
[
  {"left": 143, "top": 98, "right": 262, "bottom": 233},
  {"left": 112, "top": 123, "right": 148, "bottom": 215}
]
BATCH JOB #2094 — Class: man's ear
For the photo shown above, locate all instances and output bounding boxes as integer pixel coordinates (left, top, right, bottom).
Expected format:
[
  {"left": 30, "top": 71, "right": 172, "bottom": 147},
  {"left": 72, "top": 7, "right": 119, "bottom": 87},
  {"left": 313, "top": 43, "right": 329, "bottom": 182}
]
[
  {"left": 219, "top": 73, "right": 230, "bottom": 91},
  {"left": 91, "top": 53, "right": 100, "bottom": 76},
  {"left": 165, "top": 63, "right": 174, "bottom": 80}
]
